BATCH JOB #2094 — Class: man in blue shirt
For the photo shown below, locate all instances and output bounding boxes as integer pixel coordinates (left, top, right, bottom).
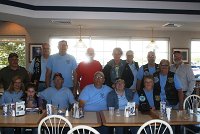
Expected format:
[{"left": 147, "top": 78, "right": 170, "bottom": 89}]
[
  {"left": 39, "top": 73, "right": 75, "bottom": 110},
  {"left": 79, "top": 71, "right": 112, "bottom": 111},
  {"left": 136, "top": 51, "right": 159, "bottom": 91},
  {"left": 45, "top": 40, "right": 77, "bottom": 95}
]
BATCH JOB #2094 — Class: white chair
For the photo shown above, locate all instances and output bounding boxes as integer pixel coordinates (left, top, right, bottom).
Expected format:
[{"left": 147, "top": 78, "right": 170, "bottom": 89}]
[
  {"left": 183, "top": 94, "right": 200, "bottom": 110},
  {"left": 67, "top": 125, "right": 100, "bottom": 134},
  {"left": 137, "top": 119, "right": 173, "bottom": 134},
  {"left": 38, "top": 115, "right": 73, "bottom": 134},
  {"left": 183, "top": 94, "right": 200, "bottom": 134}
]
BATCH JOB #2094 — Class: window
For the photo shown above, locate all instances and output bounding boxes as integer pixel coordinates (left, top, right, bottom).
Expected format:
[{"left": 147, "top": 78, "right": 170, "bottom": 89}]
[
  {"left": 0, "top": 36, "right": 26, "bottom": 69},
  {"left": 50, "top": 37, "right": 169, "bottom": 66},
  {"left": 191, "top": 40, "right": 200, "bottom": 78}
]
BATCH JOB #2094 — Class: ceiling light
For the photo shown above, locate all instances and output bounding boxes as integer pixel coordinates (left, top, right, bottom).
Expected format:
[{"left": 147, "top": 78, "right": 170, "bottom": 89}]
[
  {"left": 74, "top": 25, "right": 87, "bottom": 48},
  {"left": 163, "top": 23, "right": 182, "bottom": 28},
  {"left": 146, "top": 27, "right": 158, "bottom": 51}
]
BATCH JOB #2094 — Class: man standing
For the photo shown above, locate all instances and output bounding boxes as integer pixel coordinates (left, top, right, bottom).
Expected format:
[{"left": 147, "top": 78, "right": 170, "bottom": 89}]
[
  {"left": 121, "top": 50, "right": 139, "bottom": 91},
  {"left": 136, "top": 51, "right": 159, "bottom": 91},
  {"left": 76, "top": 48, "right": 102, "bottom": 93},
  {"left": 0, "top": 53, "right": 30, "bottom": 90},
  {"left": 45, "top": 40, "right": 77, "bottom": 94},
  {"left": 170, "top": 51, "right": 195, "bottom": 98},
  {"left": 28, "top": 43, "right": 50, "bottom": 92}
]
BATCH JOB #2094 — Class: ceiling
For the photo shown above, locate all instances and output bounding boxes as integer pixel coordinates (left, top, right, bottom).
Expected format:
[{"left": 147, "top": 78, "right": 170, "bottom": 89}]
[{"left": 0, "top": 0, "right": 200, "bottom": 31}]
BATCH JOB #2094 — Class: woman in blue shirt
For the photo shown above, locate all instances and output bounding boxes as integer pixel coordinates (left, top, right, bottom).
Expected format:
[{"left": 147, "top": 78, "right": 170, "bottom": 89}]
[
  {"left": 107, "top": 79, "right": 134, "bottom": 110},
  {"left": 107, "top": 78, "right": 134, "bottom": 134},
  {"left": 1, "top": 75, "right": 24, "bottom": 105},
  {"left": 134, "top": 75, "right": 160, "bottom": 112},
  {"left": 1, "top": 75, "right": 24, "bottom": 134}
]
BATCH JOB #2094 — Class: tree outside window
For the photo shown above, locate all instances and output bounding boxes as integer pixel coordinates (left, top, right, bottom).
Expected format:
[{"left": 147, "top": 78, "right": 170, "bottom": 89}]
[{"left": 0, "top": 37, "right": 26, "bottom": 69}]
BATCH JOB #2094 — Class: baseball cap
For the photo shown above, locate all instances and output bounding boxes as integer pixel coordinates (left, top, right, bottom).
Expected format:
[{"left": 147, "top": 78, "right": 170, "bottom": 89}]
[
  {"left": 8, "top": 53, "right": 18, "bottom": 59},
  {"left": 115, "top": 78, "right": 125, "bottom": 84},
  {"left": 53, "top": 72, "right": 64, "bottom": 80}
]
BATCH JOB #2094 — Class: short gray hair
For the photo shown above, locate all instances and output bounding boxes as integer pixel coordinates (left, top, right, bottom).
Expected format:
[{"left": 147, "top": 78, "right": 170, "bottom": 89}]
[{"left": 112, "top": 47, "right": 123, "bottom": 55}]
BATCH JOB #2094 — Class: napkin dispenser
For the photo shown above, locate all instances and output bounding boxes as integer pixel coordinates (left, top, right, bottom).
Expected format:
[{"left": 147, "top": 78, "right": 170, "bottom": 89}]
[
  {"left": 72, "top": 102, "right": 84, "bottom": 118},
  {"left": 124, "top": 102, "right": 136, "bottom": 117},
  {"left": 15, "top": 101, "right": 25, "bottom": 116}
]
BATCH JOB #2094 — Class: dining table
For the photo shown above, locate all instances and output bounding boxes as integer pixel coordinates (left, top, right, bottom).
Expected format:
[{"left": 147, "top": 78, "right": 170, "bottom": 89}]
[
  {"left": 100, "top": 110, "right": 157, "bottom": 127},
  {"left": 0, "top": 110, "right": 102, "bottom": 128},
  {"left": 0, "top": 110, "right": 46, "bottom": 127},
  {"left": 100, "top": 109, "right": 200, "bottom": 127}
]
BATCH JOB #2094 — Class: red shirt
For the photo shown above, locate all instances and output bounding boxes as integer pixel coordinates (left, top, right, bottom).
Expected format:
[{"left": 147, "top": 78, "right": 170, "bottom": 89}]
[{"left": 76, "top": 60, "right": 102, "bottom": 91}]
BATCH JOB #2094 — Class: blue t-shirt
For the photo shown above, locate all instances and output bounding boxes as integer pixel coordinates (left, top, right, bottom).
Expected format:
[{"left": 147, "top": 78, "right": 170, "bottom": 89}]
[
  {"left": 39, "top": 87, "right": 75, "bottom": 109},
  {"left": 47, "top": 53, "right": 77, "bottom": 88},
  {"left": 79, "top": 84, "right": 112, "bottom": 111},
  {"left": 1, "top": 90, "right": 23, "bottom": 105},
  {"left": 159, "top": 74, "right": 182, "bottom": 101},
  {"left": 137, "top": 65, "right": 157, "bottom": 80},
  {"left": 117, "top": 92, "right": 128, "bottom": 110},
  {"left": 133, "top": 89, "right": 154, "bottom": 107}
]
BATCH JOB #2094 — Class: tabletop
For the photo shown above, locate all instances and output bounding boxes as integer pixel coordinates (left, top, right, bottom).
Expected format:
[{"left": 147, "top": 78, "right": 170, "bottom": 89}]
[
  {"left": 151, "top": 110, "right": 200, "bottom": 125},
  {"left": 66, "top": 111, "right": 101, "bottom": 127},
  {"left": 0, "top": 110, "right": 101, "bottom": 128},
  {"left": 0, "top": 110, "right": 46, "bottom": 127},
  {"left": 100, "top": 110, "right": 156, "bottom": 126},
  {"left": 101, "top": 109, "right": 200, "bottom": 127}
]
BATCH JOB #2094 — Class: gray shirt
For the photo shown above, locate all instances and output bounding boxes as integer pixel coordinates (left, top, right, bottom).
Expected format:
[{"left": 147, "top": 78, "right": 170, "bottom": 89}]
[{"left": 170, "top": 63, "right": 195, "bottom": 96}]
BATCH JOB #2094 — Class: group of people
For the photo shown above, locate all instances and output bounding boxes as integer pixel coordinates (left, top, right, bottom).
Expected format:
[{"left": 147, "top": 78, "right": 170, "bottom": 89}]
[{"left": 0, "top": 40, "right": 196, "bottom": 134}]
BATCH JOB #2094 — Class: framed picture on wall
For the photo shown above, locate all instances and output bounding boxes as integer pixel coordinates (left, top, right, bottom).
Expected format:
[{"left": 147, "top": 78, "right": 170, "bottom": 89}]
[
  {"left": 172, "top": 48, "right": 189, "bottom": 64},
  {"left": 29, "top": 43, "right": 42, "bottom": 62}
]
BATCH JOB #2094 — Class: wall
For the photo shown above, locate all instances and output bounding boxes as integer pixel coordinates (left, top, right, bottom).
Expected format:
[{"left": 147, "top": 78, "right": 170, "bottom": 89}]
[
  {"left": 1, "top": 21, "right": 200, "bottom": 68},
  {"left": 0, "top": 21, "right": 31, "bottom": 68}
]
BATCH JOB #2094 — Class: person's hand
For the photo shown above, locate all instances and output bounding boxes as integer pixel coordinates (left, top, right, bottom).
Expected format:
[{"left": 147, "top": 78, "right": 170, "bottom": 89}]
[{"left": 73, "top": 87, "right": 78, "bottom": 99}]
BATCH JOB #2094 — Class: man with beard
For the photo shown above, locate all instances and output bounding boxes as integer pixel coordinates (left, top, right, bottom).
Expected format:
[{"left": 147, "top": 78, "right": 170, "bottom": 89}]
[{"left": 170, "top": 51, "right": 195, "bottom": 99}]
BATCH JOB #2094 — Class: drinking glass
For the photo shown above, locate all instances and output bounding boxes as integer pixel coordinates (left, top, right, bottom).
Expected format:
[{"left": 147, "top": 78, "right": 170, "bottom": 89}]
[
  {"left": 109, "top": 107, "right": 114, "bottom": 116},
  {"left": 115, "top": 109, "right": 121, "bottom": 116}
]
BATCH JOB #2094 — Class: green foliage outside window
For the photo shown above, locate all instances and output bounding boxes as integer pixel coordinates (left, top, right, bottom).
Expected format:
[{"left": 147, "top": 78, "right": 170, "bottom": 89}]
[{"left": 0, "top": 42, "right": 26, "bottom": 69}]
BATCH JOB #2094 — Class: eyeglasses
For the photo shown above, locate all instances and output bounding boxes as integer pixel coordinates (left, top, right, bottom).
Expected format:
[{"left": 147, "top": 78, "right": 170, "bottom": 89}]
[{"left": 95, "top": 76, "right": 104, "bottom": 79}]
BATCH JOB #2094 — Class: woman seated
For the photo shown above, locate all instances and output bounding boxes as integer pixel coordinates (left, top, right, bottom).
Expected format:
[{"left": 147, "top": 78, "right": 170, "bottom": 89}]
[
  {"left": 107, "top": 78, "right": 134, "bottom": 110},
  {"left": 107, "top": 78, "right": 134, "bottom": 134},
  {"left": 1, "top": 75, "right": 24, "bottom": 105},
  {"left": 0, "top": 75, "right": 24, "bottom": 134},
  {"left": 134, "top": 75, "right": 160, "bottom": 112},
  {"left": 131, "top": 75, "right": 161, "bottom": 134}
]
